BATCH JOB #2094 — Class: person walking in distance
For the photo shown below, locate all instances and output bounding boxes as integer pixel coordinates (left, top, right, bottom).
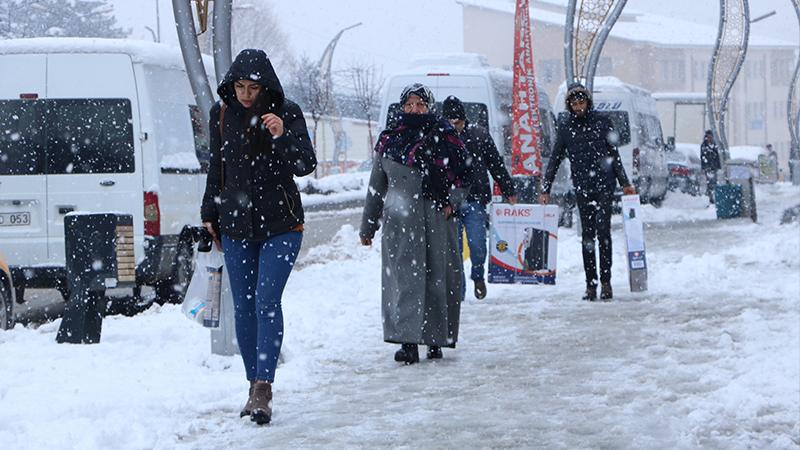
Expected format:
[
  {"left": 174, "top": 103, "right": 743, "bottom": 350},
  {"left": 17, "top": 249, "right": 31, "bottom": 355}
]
[
  {"left": 538, "top": 82, "right": 635, "bottom": 301},
  {"left": 360, "top": 84, "right": 468, "bottom": 363},
  {"left": 442, "top": 95, "right": 516, "bottom": 300},
  {"left": 201, "top": 49, "right": 317, "bottom": 425},
  {"left": 700, "top": 130, "right": 722, "bottom": 204}
]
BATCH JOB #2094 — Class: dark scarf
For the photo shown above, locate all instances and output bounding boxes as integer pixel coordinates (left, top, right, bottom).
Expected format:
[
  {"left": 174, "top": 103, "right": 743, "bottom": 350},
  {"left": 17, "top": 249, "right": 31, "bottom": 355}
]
[{"left": 375, "top": 113, "right": 467, "bottom": 209}]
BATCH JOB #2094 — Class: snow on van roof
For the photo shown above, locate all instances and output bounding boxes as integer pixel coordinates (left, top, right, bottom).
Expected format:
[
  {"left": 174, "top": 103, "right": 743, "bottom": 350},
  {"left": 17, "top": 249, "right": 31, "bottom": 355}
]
[
  {"left": 0, "top": 38, "right": 210, "bottom": 70},
  {"left": 555, "top": 76, "right": 652, "bottom": 95},
  {"left": 393, "top": 53, "right": 507, "bottom": 77},
  {"left": 407, "top": 53, "right": 491, "bottom": 69},
  {"left": 387, "top": 58, "right": 550, "bottom": 101},
  {"left": 674, "top": 143, "right": 701, "bottom": 158},
  {"left": 729, "top": 146, "right": 765, "bottom": 162},
  {"left": 652, "top": 92, "right": 706, "bottom": 102},
  {"left": 677, "top": 143, "right": 765, "bottom": 162},
  {"left": 160, "top": 152, "right": 201, "bottom": 172},
  {"left": 456, "top": 0, "right": 795, "bottom": 48}
]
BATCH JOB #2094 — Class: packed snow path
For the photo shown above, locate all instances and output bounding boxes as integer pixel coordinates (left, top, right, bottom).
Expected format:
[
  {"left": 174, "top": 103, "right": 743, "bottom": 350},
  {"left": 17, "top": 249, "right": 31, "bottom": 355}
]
[{"left": 1, "top": 184, "right": 797, "bottom": 449}]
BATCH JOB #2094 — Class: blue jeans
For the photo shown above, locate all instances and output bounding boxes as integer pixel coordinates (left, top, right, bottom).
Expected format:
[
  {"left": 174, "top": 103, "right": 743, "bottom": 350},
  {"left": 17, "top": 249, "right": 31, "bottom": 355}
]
[
  {"left": 222, "top": 232, "right": 302, "bottom": 382},
  {"left": 457, "top": 202, "right": 488, "bottom": 282}
]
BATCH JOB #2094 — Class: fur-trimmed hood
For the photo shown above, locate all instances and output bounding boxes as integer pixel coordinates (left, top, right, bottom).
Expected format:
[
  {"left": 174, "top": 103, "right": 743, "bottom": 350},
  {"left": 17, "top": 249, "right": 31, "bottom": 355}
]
[{"left": 565, "top": 82, "right": 593, "bottom": 114}]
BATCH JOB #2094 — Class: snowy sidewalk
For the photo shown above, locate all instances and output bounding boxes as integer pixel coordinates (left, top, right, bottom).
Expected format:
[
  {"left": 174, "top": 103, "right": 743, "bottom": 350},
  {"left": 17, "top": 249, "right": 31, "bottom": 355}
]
[{"left": 0, "top": 184, "right": 798, "bottom": 449}]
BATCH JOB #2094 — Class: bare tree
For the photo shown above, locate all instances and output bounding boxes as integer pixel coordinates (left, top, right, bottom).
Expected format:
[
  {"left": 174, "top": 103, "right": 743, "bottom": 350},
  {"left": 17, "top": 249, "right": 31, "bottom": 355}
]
[
  {"left": 291, "top": 55, "right": 332, "bottom": 157},
  {"left": 0, "top": 0, "right": 129, "bottom": 39},
  {"left": 200, "top": 0, "right": 294, "bottom": 75},
  {"left": 346, "top": 60, "right": 384, "bottom": 151}
]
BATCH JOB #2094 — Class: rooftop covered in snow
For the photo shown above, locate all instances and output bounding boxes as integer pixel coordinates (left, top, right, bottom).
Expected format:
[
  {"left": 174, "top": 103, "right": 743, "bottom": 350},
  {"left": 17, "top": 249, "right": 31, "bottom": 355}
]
[
  {"left": 0, "top": 37, "right": 213, "bottom": 70},
  {"left": 456, "top": 0, "right": 796, "bottom": 48}
]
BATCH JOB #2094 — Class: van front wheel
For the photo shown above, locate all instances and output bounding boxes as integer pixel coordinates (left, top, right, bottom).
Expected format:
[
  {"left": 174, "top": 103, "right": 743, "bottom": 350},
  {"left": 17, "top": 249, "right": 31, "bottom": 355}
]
[{"left": 155, "top": 241, "right": 194, "bottom": 305}]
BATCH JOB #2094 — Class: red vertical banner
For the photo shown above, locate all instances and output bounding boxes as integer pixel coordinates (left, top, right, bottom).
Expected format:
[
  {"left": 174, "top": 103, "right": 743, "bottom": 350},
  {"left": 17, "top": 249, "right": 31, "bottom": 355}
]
[{"left": 512, "top": 0, "right": 543, "bottom": 177}]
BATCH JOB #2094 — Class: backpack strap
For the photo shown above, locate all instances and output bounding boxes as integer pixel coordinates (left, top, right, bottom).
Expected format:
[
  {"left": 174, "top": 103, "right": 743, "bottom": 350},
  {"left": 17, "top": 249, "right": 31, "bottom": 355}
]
[{"left": 219, "top": 103, "right": 227, "bottom": 188}]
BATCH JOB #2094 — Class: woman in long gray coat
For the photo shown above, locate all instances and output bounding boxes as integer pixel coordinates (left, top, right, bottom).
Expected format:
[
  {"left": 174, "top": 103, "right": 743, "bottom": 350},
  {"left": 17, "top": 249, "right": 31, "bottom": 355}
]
[{"left": 360, "top": 83, "right": 467, "bottom": 364}]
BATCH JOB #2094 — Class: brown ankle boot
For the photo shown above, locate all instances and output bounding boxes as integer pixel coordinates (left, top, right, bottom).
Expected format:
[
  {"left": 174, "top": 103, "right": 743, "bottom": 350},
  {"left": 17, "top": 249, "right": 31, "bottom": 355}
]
[
  {"left": 239, "top": 380, "right": 255, "bottom": 418},
  {"left": 600, "top": 283, "right": 613, "bottom": 300},
  {"left": 250, "top": 381, "right": 272, "bottom": 425}
]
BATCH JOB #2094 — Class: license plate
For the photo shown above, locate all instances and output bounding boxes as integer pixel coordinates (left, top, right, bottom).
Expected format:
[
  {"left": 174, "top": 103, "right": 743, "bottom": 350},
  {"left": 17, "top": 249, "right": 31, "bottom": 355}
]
[{"left": 0, "top": 211, "right": 31, "bottom": 226}]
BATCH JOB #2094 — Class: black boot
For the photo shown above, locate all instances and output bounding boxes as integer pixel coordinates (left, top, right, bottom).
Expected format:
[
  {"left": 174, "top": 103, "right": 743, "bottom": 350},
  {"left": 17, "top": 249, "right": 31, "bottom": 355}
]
[
  {"left": 426, "top": 345, "right": 443, "bottom": 359},
  {"left": 473, "top": 279, "right": 487, "bottom": 300},
  {"left": 582, "top": 283, "right": 597, "bottom": 301},
  {"left": 394, "top": 343, "right": 419, "bottom": 364},
  {"left": 600, "top": 282, "right": 613, "bottom": 300}
]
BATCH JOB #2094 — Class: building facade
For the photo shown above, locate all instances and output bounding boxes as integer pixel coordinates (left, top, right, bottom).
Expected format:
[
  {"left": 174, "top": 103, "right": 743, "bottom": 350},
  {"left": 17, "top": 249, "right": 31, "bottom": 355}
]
[{"left": 458, "top": 0, "right": 798, "bottom": 173}]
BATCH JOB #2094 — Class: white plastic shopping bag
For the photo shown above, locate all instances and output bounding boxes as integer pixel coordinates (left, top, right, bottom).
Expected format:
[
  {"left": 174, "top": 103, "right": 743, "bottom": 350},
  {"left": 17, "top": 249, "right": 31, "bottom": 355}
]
[{"left": 182, "top": 245, "right": 224, "bottom": 328}]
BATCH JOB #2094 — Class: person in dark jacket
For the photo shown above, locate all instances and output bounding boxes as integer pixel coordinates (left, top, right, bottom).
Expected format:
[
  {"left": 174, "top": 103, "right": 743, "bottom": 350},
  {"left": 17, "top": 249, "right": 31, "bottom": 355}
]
[
  {"left": 700, "top": 130, "right": 721, "bottom": 203},
  {"left": 538, "top": 82, "right": 635, "bottom": 301},
  {"left": 360, "top": 83, "right": 468, "bottom": 364},
  {"left": 442, "top": 96, "right": 516, "bottom": 300},
  {"left": 201, "top": 49, "right": 316, "bottom": 425}
]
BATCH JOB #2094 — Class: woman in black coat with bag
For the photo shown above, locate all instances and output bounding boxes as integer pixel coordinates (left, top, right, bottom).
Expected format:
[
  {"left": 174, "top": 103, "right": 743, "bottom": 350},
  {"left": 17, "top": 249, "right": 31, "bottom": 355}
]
[{"left": 201, "top": 49, "right": 316, "bottom": 425}]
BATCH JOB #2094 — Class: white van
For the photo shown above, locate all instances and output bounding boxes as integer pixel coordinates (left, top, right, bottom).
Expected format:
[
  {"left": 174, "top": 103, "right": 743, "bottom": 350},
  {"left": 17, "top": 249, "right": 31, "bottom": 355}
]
[
  {"left": 379, "top": 53, "right": 572, "bottom": 217},
  {"left": 554, "top": 77, "right": 669, "bottom": 205},
  {"left": 0, "top": 38, "right": 215, "bottom": 305}
]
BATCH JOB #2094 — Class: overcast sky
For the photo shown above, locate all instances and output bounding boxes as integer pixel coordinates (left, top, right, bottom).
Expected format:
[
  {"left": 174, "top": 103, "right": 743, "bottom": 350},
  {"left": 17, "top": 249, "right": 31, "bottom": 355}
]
[{"left": 109, "top": 0, "right": 798, "bottom": 74}]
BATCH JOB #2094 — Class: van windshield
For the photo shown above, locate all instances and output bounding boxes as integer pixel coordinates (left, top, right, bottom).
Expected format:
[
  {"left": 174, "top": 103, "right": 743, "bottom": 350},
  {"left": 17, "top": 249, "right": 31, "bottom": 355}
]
[
  {"left": 557, "top": 110, "right": 631, "bottom": 147},
  {"left": 385, "top": 102, "right": 489, "bottom": 130},
  {"left": 0, "top": 99, "right": 134, "bottom": 176}
]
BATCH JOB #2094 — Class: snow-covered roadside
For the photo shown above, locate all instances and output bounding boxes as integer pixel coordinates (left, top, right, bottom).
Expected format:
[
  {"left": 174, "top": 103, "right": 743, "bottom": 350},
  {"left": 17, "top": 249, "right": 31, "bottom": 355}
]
[
  {"left": 0, "top": 184, "right": 797, "bottom": 449},
  {"left": 297, "top": 171, "right": 369, "bottom": 208}
]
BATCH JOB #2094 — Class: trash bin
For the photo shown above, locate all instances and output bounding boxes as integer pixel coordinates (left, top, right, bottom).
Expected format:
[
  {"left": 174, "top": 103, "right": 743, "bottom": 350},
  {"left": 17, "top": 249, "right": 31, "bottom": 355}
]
[
  {"left": 56, "top": 213, "right": 134, "bottom": 344},
  {"left": 726, "top": 162, "right": 757, "bottom": 222},
  {"left": 715, "top": 184, "right": 743, "bottom": 219}
]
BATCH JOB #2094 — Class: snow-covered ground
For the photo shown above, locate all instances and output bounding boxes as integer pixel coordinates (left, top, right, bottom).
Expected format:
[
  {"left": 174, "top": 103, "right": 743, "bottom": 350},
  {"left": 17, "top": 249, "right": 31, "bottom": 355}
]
[
  {"left": 297, "top": 171, "right": 369, "bottom": 208},
  {"left": 1, "top": 183, "right": 798, "bottom": 449}
]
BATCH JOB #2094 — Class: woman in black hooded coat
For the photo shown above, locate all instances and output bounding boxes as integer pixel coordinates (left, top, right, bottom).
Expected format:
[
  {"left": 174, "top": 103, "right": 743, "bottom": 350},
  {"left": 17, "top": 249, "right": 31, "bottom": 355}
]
[{"left": 201, "top": 49, "right": 316, "bottom": 425}]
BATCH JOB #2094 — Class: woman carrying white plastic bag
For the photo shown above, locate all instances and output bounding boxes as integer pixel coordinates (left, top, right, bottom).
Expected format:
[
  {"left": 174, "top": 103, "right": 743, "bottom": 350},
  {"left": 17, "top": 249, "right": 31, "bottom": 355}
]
[{"left": 181, "top": 245, "right": 224, "bottom": 328}]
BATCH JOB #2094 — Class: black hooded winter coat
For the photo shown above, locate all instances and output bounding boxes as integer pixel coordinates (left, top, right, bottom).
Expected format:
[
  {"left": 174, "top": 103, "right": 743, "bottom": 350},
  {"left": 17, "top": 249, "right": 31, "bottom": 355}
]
[
  {"left": 700, "top": 139, "right": 721, "bottom": 171},
  {"left": 457, "top": 121, "right": 515, "bottom": 205},
  {"left": 542, "top": 83, "right": 629, "bottom": 196},
  {"left": 201, "top": 49, "right": 317, "bottom": 240}
]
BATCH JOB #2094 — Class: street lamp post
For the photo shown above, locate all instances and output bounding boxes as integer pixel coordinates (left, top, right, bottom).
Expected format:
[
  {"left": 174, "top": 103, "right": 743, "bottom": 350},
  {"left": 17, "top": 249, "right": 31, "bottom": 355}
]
[
  {"left": 155, "top": 0, "right": 161, "bottom": 42},
  {"left": 316, "top": 22, "right": 362, "bottom": 177},
  {"left": 172, "top": 0, "right": 215, "bottom": 126},
  {"left": 789, "top": 0, "right": 800, "bottom": 185}
]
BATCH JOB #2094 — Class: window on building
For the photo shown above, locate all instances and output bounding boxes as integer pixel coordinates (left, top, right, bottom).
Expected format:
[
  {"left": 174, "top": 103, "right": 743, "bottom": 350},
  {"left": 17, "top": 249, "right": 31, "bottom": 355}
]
[
  {"left": 692, "top": 60, "right": 708, "bottom": 81},
  {"left": 538, "top": 59, "right": 560, "bottom": 84},
  {"left": 771, "top": 58, "right": 793, "bottom": 85},
  {"left": 746, "top": 59, "right": 766, "bottom": 80},
  {"left": 745, "top": 101, "right": 766, "bottom": 130},
  {"left": 660, "top": 59, "right": 685, "bottom": 83},
  {"left": 774, "top": 101, "right": 785, "bottom": 119}
]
